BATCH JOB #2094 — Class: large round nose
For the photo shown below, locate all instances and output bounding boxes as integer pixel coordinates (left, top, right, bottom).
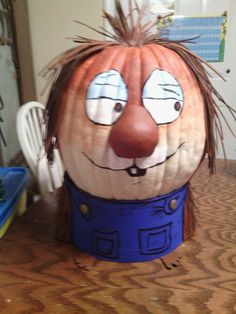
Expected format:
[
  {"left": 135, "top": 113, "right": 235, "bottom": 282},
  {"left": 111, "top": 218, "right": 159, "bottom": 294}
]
[{"left": 109, "top": 106, "right": 159, "bottom": 158}]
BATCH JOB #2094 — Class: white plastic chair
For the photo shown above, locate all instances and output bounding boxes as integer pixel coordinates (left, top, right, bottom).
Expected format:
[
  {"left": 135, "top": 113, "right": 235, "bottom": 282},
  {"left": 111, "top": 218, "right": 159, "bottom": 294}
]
[{"left": 16, "top": 101, "right": 64, "bottom": 196}]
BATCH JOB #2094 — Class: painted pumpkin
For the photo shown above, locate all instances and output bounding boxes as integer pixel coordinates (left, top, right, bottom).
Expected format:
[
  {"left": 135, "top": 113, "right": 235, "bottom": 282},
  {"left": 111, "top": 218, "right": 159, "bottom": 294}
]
[
  {"left": 44, "top": 1, "right": 234, "bottom": 262},
  {"left": 56, "top": 44, "right": 205, "bottom": 200}
]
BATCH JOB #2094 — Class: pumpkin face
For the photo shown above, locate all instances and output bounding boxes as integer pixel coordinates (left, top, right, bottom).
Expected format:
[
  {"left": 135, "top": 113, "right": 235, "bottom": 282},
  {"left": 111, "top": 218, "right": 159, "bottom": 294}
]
[{"left": 57, "top": 44, "right": 206, "bottom": 200}]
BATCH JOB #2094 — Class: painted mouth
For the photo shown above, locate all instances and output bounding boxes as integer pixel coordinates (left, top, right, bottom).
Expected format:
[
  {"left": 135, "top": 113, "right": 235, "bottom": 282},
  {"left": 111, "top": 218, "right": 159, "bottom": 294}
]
[
  {"left": 83, "top": 142, "right": 184, "bottom": 178},
  {"left": 126, "top": 166, "right": 147, "bottom": 177}
]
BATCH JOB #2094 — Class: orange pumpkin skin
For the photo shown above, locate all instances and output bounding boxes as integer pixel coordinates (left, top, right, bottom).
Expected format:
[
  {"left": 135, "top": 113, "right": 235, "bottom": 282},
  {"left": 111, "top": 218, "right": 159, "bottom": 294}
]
[{"left": 57, "top": 44, "right": 206, "bottom": 200}]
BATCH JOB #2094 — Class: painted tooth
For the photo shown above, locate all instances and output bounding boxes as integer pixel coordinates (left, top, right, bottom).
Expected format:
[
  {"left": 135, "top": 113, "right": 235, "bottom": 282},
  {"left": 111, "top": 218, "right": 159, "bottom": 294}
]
[{"left": 130, "top": 167, "right": 138, "bottom": 174}]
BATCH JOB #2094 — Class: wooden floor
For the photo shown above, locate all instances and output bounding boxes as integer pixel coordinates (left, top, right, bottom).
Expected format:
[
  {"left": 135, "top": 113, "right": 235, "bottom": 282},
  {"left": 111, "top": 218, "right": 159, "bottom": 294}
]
[{"left": 0, "top": 160, "right": 236, "bottom": 314}]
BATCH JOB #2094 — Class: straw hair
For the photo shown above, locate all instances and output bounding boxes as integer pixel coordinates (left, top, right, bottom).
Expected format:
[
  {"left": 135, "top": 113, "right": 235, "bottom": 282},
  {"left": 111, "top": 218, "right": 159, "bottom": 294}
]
[{"left": 42, "top": 0, "right": 236, "bottom": 173}]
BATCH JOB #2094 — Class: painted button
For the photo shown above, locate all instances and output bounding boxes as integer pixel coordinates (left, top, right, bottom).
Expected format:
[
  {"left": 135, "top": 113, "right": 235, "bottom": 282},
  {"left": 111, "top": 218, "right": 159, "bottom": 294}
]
[
  {"left": 169, "top": 199, "right": 177, "bottom": 210},
  {"left": 80, "top": 204, "right": 90, "bottom": 215}
]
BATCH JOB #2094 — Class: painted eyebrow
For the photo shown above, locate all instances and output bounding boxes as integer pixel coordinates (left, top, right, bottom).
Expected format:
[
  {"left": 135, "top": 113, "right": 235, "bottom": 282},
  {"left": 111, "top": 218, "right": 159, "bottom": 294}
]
[
  {"left": 99, "top": 73, "right": 117, "bottom": 79},
  {"left": 95, "top": 82, "right": 121, "bottom": 87},
  {"left": 142, "top": 96, "right": 182, "bottom": 101},
  {"left": 87, "top": 96, "right": 126, "bottom": 101},
  {"left": 158, "top": 83, "right": 179, "bottom": 87},
  {"left": 162, "top": 88, "right": 180, "bottom": 96}
]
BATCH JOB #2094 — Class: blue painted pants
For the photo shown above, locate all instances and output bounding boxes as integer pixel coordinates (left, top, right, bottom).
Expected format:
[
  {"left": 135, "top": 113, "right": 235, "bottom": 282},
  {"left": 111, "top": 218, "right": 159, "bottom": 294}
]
[{"left": 65, "top": 175, "right": 188, "bottom": 262}]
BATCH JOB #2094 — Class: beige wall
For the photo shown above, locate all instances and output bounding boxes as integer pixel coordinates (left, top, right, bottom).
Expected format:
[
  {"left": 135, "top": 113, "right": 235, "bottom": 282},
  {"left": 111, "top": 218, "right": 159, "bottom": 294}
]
[{"left": 27, "top": 0, "right": 103, "bottom": 103}]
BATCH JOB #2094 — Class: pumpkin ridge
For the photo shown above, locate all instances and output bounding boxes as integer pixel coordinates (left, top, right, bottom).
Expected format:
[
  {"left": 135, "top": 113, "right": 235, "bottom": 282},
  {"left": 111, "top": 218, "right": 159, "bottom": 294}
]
[
  {"left": 143, "top": 43, "right": 205, "bottom": 194},
  {"left": 123, "top": 47, "right": 142, "bottom": 199},
  {"left": 85, "top": 46, "right": 126, "bottom": 128},
  {"left": 94, "top": 47, "right": 130, "bottom": 198},
  {"left": 144, "top": 44, "right": 179, "bottom": 193},
  {"left": 82, "top": 46, "right": 130, "bottom": 197},
  {"left": 139, "top": 45, "right": 164, "bottom": 196},
  {"left": 124, "top": 46, "right": 142, "bottom": 106},
  {"left": 152, "top": 45, "right": 184, "bottom": 188},
  {"left": 64, "top": 56, "right": 100, "bottom": 152},
  {"left": 60, "top": 58, "right": 95, "bottom": 166},
  {"left": 107, "top": 47, "right": 137, "bottom": 199}
]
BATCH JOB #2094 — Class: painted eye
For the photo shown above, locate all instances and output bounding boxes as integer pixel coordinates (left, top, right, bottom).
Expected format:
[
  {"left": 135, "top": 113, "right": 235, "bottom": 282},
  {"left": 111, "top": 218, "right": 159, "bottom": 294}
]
[
  {"left": 174, "top": 101, "right": 181, "bottom": 111},
  {"left": 142, "top": 69, "right": 184, "bottom": 124},
  {"left": 86, "top": 69, "right": 127, "bottom": 125},
  {"left": 114, "top": 102, "right": 123, "bottom": 112}
]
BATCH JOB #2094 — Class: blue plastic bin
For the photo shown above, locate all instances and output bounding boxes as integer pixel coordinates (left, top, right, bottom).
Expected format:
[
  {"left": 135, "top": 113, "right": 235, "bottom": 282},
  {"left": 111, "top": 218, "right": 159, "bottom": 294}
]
[{"left": 0, "top": 167, "right": 30, "bottom": 238}]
